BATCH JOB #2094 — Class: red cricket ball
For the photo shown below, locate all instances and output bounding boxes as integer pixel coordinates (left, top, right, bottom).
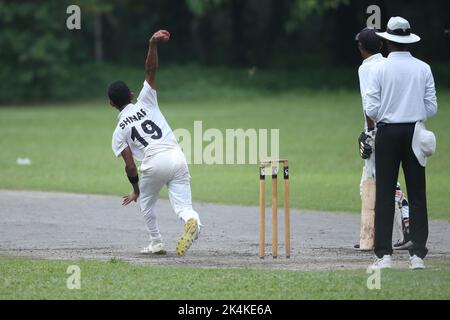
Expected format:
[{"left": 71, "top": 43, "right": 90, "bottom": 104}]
[{"left": 161, "top": 31, "right": 170, "bottom": 42}]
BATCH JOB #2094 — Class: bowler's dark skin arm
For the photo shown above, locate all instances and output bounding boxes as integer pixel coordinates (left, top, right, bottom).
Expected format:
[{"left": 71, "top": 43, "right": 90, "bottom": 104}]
[
  {"left": 145, "top": 30, "right": 167, "bottom": 89},
  {"left": 121, "top": 146, "right": 139, "bottom": 205},
  {"left": 145, "top": 40, "right": 158, "bottom": 89}
]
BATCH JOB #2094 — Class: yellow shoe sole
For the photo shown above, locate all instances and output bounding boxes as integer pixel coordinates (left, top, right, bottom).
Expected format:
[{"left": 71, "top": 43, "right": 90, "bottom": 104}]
[{"left": 176, "top": 218, "right": 198, "bottom": 256}]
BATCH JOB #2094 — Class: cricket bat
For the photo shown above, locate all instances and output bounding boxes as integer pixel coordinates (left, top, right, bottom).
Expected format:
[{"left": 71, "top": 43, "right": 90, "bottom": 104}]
[{"left": 359, "top": 134, "right": 376, "bottom": 250}]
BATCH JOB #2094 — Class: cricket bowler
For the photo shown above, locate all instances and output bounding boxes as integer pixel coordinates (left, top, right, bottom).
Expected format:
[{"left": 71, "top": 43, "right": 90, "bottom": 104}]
[
  {"left": 107, "top": 30, "right": 202, "bottom": 256},
  {"left": 355, "top": 27, "right": 411, "bottom": 250}
]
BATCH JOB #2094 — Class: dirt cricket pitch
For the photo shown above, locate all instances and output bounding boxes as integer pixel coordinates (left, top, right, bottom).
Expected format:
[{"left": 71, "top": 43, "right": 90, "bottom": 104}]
[{"left": 0, "top": 190, "right": 449, "bottom": 270}]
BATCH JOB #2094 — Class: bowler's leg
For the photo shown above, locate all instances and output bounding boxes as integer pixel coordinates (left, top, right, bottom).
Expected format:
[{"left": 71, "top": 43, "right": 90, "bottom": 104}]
[
  {"left": 139, "top": 170, "right": 165, "bottom": 243},
  {"left": 167, "top": 149, "right": 201, "bottom": 226},
  {"left": 167, "top": 149, "right": 202, "bottom": 256},
  {"left": 167, "top": 175, "right": 201, "bottom": 227}
]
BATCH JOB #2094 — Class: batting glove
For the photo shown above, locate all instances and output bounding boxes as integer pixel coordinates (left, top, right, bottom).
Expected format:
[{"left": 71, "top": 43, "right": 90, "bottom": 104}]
[{"left": 358, "top": 131, "right": 372, "bottom": 159}]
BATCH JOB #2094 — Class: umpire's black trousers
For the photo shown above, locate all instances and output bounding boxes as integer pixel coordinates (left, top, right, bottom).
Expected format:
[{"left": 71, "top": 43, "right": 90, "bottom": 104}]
[{"left": 374, "top": 123, "right": 428, "bottom": 259}]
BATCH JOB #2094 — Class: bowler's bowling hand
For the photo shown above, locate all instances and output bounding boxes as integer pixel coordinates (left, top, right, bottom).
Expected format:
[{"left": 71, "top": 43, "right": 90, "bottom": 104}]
[
  {"left": 358, "top": 131, "right": 372, "bottom": 160},
  {"left": 122, "top": 191, "right": 139, "bottom": 206},
  {"left": 150, "top": 30, "right": 170, "bottom": 44}
]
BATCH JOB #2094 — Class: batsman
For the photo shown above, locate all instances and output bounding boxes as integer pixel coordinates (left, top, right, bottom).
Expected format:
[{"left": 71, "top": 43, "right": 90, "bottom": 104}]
[
  {"left": 355, "top": 27, "right": 411, "bottom": 250},
  {"left": 107, "top": 30, "right": 202, "bottom": 256}
]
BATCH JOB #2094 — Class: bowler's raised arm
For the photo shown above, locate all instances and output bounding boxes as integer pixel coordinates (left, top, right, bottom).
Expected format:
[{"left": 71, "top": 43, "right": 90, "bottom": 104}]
[{"left": 145, "top": 30, "right": 170, "bottom": 89}]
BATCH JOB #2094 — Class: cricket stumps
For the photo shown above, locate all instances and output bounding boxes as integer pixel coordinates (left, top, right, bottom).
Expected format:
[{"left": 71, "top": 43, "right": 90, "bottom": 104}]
[{"left": 259, "top": 159, "right": 291, "bottom": 259}]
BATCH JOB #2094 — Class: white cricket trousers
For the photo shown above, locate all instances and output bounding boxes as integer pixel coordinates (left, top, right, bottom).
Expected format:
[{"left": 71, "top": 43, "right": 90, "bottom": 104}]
[{"left": 139, "top": 147, "right": 201, "bottom": 243}]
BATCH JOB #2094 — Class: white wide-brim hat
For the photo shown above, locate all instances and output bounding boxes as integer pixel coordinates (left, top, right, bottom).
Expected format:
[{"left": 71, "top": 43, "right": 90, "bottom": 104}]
[
  {"left": 376, "top": 16, "right": 421, "bottom": 44},
  {"left": 412, "top": 122, "right": 436, "bottom": 167}
]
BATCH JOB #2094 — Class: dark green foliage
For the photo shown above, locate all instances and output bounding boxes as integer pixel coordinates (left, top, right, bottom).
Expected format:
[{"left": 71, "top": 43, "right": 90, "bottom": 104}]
[
  {"left": 0, "top": 1, "right": 72, "bottom": 103},
  {"left": 0, "top": 0, "right": 448, "bottom": 103}
]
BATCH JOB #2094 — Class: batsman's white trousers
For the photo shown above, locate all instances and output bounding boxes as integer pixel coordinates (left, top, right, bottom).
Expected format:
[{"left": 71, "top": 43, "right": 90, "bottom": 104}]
[{"left": 139, "top": 147, "right": 201, "bottom": 243}]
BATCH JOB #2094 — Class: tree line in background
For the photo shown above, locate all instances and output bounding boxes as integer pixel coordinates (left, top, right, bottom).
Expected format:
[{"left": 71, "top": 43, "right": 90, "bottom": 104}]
[{"left": 0, "top": 0, "right": 448, "bottom": 103}]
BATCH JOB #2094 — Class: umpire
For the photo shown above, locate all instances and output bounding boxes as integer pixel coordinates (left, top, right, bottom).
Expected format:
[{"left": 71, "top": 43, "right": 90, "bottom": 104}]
[{"left": 365, "top": 17, "right": 438, "bottom": 269}]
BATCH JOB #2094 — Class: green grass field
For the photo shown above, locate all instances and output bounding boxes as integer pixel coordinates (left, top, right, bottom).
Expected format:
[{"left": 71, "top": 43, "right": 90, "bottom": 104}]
[
  {"left": 1, "top": 71, "right": 449, "bottom": 300},
  {"left": 0, "top": 256, "right": 449, "bottom": 299},
  {"left": 1, "top": 90, "right": 449, "bottom": 218}
]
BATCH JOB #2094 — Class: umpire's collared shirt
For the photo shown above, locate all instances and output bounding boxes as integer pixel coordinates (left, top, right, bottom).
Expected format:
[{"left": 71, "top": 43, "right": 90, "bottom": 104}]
[{"left": 365, "top": 51, "right": 437, "bottom": 123}]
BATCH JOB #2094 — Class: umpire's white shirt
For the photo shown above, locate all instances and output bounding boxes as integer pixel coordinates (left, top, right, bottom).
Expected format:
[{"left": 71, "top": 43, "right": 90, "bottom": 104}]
[
  {"left": 358, "top": 53, "right": 385, "bottom": 129},
  {"left": 365, "top": 51, "right": 437, "bottom": 123}
]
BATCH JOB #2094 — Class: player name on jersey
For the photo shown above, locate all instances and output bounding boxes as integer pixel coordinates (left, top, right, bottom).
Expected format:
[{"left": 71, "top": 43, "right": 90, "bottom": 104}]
[{"left": 119, "top": 108, "right": 148, "bottom": 129}]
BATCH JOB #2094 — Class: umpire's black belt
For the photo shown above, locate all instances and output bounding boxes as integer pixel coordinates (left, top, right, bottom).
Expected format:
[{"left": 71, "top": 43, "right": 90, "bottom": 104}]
[{"left": 377, "top": 122, "right": 416, "bottom": 128}]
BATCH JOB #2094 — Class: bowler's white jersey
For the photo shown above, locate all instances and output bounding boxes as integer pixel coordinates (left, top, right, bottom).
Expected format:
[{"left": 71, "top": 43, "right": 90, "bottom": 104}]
[{"left": 112, "top": 81, "right": 178, "bottom": 161}]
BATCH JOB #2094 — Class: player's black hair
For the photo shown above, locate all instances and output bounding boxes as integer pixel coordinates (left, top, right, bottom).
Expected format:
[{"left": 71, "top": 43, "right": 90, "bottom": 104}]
[
  {"left": 356, "top": 28, "right": 382, "bottom": 54},
  {"left": 108, "top": 81, "right": 131, "bottom": 108},
  {"left": 387, "top": 40, "right": 409, "bottom": 51}
]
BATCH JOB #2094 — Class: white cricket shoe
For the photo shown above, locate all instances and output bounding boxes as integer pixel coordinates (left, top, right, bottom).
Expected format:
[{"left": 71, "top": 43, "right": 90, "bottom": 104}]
[
  {"left": 140, "top": 242, "right": 166, "bottom": 254},
  {"left": 369, "top": 255, "right": 392, "bottom": 269},
  {"left": 409, "top": 255, "right": 425, "bottom": 270}
]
